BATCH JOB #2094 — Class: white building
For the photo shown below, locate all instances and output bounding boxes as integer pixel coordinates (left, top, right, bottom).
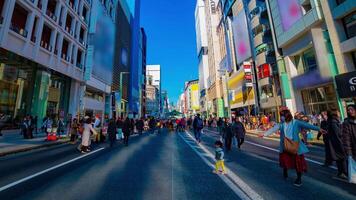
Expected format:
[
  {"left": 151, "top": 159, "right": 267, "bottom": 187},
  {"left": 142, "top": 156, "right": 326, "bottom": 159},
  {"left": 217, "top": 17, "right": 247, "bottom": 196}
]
[
  {"left": 195, "top": 0, "right": 210, "bottom": 117},
  {"left": 146, "top": 64, "right": 161, "bottom": 114}
]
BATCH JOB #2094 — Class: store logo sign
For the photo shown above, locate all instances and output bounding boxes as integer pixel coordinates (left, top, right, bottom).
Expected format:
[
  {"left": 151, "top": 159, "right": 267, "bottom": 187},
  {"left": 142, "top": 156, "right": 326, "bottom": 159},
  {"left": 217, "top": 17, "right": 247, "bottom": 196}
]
[{"left": 349, "top": 77, "right": 356, "bottom": 92}]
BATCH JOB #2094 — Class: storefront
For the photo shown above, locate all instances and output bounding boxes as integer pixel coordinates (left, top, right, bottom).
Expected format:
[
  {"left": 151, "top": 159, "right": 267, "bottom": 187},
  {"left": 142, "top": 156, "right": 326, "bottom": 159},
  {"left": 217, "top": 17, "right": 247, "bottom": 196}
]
[{"left": 0, "top": 49, "right": 71, "bottom": 124}]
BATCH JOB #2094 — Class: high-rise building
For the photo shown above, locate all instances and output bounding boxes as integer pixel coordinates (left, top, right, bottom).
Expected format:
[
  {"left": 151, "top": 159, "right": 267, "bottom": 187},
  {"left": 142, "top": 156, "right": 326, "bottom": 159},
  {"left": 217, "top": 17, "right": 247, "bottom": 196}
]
[
  {"left": 203, "top": 0, "right": 226, "bottom": 118},
  {"left": 84, "top": 0, "right": 116, "bottom": 119},
  {"left": 140, "top": 28, "right": 147, "bottom": 117},
  {"left": 219, "top": 0, "right": 258, "bottom": 117},
  {"left": 114, "top": 0, "right": 142, "bottom": 118},
  {"left": 246, "top": 0, "right": 281, "bottom": 119},
  {"left": 184, "top": 79, "right": 200, "bottom": 116},
  {"left": 0, "top": 0, "right": 90, "bottom": 126},
  {"left": 266, "top": 0, "right": 347, "bottom": 115},
  {"left": 146, "top": 64, "right": 161, "bottom": 114},
  {"left": 195, "top": 0, "right": 210, "bottom": 118}
]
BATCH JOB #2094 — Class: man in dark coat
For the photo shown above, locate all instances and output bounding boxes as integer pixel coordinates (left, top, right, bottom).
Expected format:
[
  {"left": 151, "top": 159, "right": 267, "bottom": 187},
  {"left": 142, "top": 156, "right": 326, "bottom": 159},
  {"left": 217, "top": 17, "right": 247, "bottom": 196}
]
[
  {"left": 107, "top": 119, "right": 117, "bottom": 147},
  {"left": 149, "top": 117, "right": 156, "bottom": 134},
  {"left": 223, "top": 118, "right": 233, "bottom": 151},
  {"left": 317, "top": 111, "right": 332, "bottom": 166},
  {"left": 193, "top": 114, "right": 204, "bottom": 143},
  {"left": 326, "top": 109, "right": 347, "bottom": 179},
  {"left": 122, "top": 117, "right": 131, "bottom": 146},
  {"left": 342, "top": 105, "right": 356, "bottom": 161},
  {"left": 232, "top": 117, "right": 246, "bottom": 149},
  {"left": 136, "top": 118, "right": 144, "bottom": 135}
]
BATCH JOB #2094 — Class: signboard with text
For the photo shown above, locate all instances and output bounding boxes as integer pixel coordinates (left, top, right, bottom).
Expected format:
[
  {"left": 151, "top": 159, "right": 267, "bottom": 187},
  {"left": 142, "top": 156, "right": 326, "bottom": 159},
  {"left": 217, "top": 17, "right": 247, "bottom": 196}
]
[{"left": 335, "top": 71, "right": 356, "bottom": 98}]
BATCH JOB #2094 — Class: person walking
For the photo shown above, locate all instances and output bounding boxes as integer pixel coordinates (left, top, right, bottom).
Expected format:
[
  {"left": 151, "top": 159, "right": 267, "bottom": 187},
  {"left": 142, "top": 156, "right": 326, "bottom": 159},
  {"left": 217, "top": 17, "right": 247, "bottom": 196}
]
[
  {"left": 259, "top": 108, "right": 325, "bottom": 187},
  {"left": 70, "top": 118, "right": 79, "bottom": 143},
  {"left": 232, "top": 117, "right": 246, "bottom": 149},
  {"left": 223, "top": 118, "right": 233, "bottom": 151},
  {"left": 317, "top": 111, "right": 333, "bottom": 166},
  {"left": 108, "top": 118, "right": 117, "bottom": 147},
  {"left": 342, "top": 104, "right": 356, "bottom": 183},
  {"left": 217, "top": 118, "right": 224, "bottom": 138},
  {"left": 122, "top": 117, "right": 131, "bottom": 146},
  {"left": 136, "top": 117, "right": 144, "bottom": 136},
  {"left": 81, "top": 117, "right": 97, "bottom": 153},
  {"left": 213, "top": 140, "right": 226, "bottom": 174},
  {"left": 193, "top": 114, "right": 204, "bottom": 143},
  {"left": 149, "top": 117, "right": 156, "bottom": 134},
  {"left": 325, "top": 109, "right": 348, "bottom": 179}
]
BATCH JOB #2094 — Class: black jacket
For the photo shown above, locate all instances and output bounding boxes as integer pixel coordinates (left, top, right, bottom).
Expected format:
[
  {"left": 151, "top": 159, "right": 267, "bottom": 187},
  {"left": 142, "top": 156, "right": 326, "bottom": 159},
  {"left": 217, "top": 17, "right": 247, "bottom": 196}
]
[
  {"left": 122, "top": 120, "right": 131, "bottom": 135},
  {"left": 327, "top": 118, "right": 346, "bottom": 160},
  {"left": 108, "top": 121, "right": 117, "bottom": 139}
]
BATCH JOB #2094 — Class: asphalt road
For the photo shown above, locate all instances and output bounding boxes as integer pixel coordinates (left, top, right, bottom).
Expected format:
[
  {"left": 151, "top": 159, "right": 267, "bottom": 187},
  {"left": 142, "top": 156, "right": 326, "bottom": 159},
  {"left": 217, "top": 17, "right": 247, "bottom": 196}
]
[
  {"left": 0, "top": 129, "right": 355, "bottom": 200},
  {"left": 0, "top": 131, "right": 240, "bottom": 200}
]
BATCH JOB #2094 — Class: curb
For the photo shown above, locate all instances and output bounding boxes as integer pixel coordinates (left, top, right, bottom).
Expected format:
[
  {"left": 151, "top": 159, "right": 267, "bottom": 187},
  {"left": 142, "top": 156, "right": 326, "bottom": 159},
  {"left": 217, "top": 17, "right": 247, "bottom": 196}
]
[{"left": 0, "top": 140, "right": 70, "bottom": 157}]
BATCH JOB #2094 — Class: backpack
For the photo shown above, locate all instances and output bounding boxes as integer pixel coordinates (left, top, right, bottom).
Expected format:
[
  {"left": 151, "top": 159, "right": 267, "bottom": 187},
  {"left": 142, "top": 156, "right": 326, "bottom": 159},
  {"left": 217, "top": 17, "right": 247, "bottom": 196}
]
[{"left": 197, "top": 119, "right": 204, "bottom": 129}]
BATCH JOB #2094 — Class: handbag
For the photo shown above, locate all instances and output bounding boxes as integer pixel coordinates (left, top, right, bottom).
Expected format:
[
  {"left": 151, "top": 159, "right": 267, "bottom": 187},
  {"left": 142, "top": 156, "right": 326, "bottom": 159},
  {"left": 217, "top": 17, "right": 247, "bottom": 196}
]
[
  {"left": 283, "top": 121, "right": 299, "bottom": 155},
  {"left": 348, "top": 156, "right": 356, "bottom": 184},
  {"left": 284, "top": 137, "right": 299, "bottom": 155}
]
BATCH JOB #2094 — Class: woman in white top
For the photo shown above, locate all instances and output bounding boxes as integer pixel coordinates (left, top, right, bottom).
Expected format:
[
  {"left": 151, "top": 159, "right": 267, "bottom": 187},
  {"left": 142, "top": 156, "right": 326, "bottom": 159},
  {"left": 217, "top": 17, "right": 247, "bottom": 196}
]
[{"left": 81, "top": 117, "right": 97, "bottom": 153}]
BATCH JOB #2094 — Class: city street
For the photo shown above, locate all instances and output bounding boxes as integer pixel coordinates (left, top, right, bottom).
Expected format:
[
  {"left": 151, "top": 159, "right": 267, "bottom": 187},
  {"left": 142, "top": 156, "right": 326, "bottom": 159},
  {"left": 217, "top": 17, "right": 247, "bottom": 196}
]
[{"left": 0, "top": 129, "right": 355, "bottom": 200}]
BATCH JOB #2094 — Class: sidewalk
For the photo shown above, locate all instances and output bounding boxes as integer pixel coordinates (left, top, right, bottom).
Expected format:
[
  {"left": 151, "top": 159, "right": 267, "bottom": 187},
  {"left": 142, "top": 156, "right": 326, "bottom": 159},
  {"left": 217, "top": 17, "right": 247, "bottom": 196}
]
[
  {"left": 0, "top": 129, "right": 69, "bottom": 157},
  {"left": 204, "top": 127, "right": 324, "bottom": 146}
]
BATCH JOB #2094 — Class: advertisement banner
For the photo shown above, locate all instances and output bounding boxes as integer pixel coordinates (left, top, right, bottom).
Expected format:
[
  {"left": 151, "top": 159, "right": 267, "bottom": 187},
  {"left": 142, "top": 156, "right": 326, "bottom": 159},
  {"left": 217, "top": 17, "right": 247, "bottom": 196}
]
[
  {"left": 231, "top": 9, "right": 251, "bottom": 65},
  {"left": 335, "top": 71, "right": 356, "bottom": 98},
  {"left": 277, "top": 0, "right": 302, "bottom": 31}
]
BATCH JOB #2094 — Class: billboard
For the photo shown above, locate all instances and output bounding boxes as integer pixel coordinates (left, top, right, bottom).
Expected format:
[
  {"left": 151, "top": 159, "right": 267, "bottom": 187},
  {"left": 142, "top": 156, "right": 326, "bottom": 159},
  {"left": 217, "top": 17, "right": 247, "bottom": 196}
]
[
  {"left": 231, "top": 9, "right": 251, "bottom": 65},
  {"left": 90, "top": 0, "right": 114, "bottom": 85},
  {"left": 191, "top": 83, "right": 200, "bottom": 110},
  {"left": 277, "top": 0, "right": 302, "bottom": 31}
]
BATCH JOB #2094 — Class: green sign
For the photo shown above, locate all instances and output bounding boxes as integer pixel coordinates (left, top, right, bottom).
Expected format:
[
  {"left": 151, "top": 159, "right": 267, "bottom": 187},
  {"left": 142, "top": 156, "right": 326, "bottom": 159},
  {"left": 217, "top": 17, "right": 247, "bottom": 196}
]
[{"left": 217, "top": 98, "right": 225, "bottom": 118}]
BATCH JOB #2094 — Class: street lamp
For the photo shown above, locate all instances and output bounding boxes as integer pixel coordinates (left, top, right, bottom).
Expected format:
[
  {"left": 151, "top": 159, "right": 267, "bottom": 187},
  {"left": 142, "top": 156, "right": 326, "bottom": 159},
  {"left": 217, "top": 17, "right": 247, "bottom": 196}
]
[{"left": 119, "top": 72, "right": 130, "bottom": 118}]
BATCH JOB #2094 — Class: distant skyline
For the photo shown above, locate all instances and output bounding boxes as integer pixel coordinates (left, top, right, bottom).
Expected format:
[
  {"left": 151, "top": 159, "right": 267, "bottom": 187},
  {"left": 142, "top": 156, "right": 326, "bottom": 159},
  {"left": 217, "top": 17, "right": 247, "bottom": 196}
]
[{"left": 141, "top": 0, "right": 198, "bottom": 103}]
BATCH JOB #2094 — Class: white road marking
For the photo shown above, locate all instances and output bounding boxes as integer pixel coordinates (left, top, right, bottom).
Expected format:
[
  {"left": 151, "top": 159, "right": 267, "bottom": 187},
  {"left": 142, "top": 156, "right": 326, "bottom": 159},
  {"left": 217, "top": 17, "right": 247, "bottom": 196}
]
[
  {"left": 203, "top": 129, "right": 338, "bottom": 171},
  {"left": 0, "top": 147, "right": 105, "bottom": 192},
  {"left": 179, "top": 132, "right": 263, "bottom": 200}
]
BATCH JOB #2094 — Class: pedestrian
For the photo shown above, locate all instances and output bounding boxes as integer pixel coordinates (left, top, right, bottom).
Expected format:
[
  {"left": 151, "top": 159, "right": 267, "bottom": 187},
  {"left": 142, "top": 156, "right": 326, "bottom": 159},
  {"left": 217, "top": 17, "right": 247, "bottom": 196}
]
[
  {"left": 70, "top": 118, "right": 79, "bottom": 143},
  {"left": 217, "top": 118, "right": 223, "bottom": 137},
  {"left": 108, "top": 118, "right": 117, "bottom": 147},
  {"left": 317, "top": 111, "right": 333, "bottom": 166},
  {"left": 223, "top": 118, "right": 233, "bottom": 151},
  {"left": 57, "top": 117, "right": 65, "bottom": 139},
  {"left": 123, "top": 117, "right": 131, "bottom": 146},
  {"left": 193, "top": 114, "right": 204, "bottom": 143},
  {"left": 43, "top": 116, "right": 53, "bottom": 136},
  {"left": 136, "top": 117, "right": 144, "bottom": 136},
  {"left": 342, "top": 104, "right": 356, "bottom": 183},
  {"left": 130, "top": 118, "right": 135, "bottom": 135},
  {"left": 213, "top": 140, "right": 226, "bottom": 174},
  {"left": 325, "top": 109, "right": 348, "bottom": 179},
  {"left": 149, "top": 117, "right": 156, "bottom": 134},
  {"left": 259, "top": 108, "right": 325, "bottom": 187},
  {"left": 232, "top": 117, "right": 246, "bottom": 149},
  {"left": 81, "top": 117, "right": 97, "bottom": 153}
]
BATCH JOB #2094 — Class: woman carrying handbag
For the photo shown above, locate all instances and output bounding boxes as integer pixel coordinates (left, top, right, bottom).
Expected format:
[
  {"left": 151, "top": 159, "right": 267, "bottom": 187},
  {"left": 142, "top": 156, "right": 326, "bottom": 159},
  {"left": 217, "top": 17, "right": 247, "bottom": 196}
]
[{"left": 259, "top": 108, "right": 326, "bottom": 187}]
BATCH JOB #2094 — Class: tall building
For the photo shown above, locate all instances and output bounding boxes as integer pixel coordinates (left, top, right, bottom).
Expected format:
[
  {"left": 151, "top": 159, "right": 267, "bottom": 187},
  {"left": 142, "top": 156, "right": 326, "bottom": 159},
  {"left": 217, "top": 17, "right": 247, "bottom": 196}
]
[
  {"left": 140, "top": 28, "right": 147, "bottom": 117},
  {"left": 114, "top": 0, "right": 141, "bottom": 118},
  {"left": 219, "top": 0, "right": 258, "bottom": 117},
  {"left": 184, "top": 79, "right": 200, "bottom": 116},
  {"left": 128, "top": 0, "right": 141, "bottom": 117},
  {"left": 203, "top": 0, "right": 226, "bottom": 118},
  {"left": 146, "top": 64, "right": 161, "bottom": 114},
  {"left": 246, "top": 0, "right": 281, "bottom": 119},
  {"left": 145, "top": 75, "right": 159, "bottom": 117},
  {"left": 195, "top": 0, "right": 210, "bottom": 118},
  {"left": 319, "top": 0, "right": 356, "bottom": 104},
  {"left": 266, "top": 0, "right": 347, "bottom": 115},
  {"left": 0, "top": 0, "right": 90, "bottom": 125},
  {"left": 84, "top": 0, "right": 116, "bottom": 119}
]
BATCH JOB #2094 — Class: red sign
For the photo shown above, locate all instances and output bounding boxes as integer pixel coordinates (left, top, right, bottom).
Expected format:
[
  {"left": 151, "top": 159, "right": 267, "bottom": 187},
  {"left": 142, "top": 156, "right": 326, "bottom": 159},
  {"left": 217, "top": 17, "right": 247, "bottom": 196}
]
[{"left": 257, "top": 64, "right": 271, "bottom": 79}]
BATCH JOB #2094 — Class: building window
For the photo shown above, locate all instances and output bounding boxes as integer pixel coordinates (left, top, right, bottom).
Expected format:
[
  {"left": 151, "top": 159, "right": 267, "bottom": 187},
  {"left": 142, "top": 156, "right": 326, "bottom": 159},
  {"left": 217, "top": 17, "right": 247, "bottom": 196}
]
[
  {"left": 260, "top": 85, "right": 274, "bottom": 100},
  {"left": 342, "top": 11, "right": 356, "bottom": 39},
  {"left": 10, "top": 3, "right": 29, "bottom": 38},
  {"left": 0, "top": 0, "right": 5, "bottom": 24},
  {"left": 294, "top": 48, "right": 318, "bottom": 74},
  {"left": 40, "top": 24, "right": 53, "bottom": 51},
  {"left": 301, "top": 0, "right": 312, "bottom": 15},
  {"left": 352, "top": 51, "right": 356, "bottom": 70},
  {"left": 336, "top": 0, "right": 346, "bottom": 5}
]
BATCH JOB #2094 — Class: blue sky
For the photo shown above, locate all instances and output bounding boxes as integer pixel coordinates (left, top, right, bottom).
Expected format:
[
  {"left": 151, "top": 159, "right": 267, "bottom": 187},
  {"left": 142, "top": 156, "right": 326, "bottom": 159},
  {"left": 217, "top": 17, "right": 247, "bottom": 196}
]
[{"left": 141, "top": 0, "right": 198, "bottom": 104}]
